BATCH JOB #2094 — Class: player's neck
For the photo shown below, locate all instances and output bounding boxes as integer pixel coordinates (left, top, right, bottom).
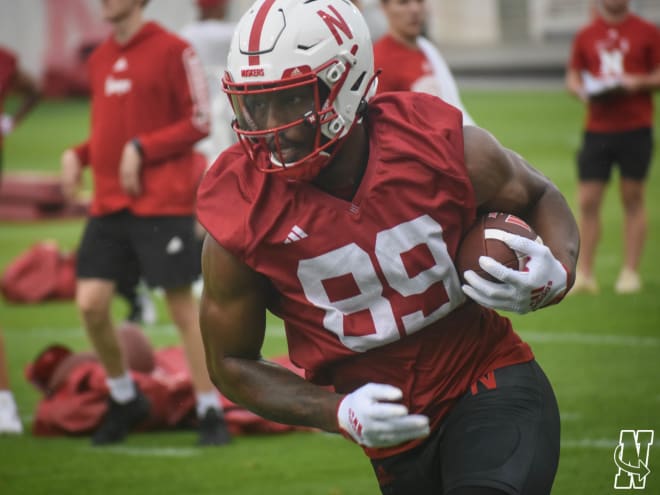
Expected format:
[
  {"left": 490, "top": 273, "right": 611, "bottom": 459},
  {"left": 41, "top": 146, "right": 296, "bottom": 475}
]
[
  {"left": 598, "top": 7, "right": 629, "bottom": 24},
  {"left": 113, "top": 11, "right": 145, "bottom": 45},
  {"left": 313, "top": 125, "right": 369, "bottom": 201},
  {"left": 389, "top": 31, "right": 418, "bottom": 50}
]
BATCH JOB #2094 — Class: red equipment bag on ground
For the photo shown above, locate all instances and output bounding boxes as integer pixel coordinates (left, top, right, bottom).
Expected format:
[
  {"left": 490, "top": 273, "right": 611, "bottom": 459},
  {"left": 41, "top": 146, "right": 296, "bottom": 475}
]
[
  {"left": 1, "top": 241, "right": 76, "bottom": 303},
  {"left": 29, "top": 344, "right": 310, "bottom": 437}
]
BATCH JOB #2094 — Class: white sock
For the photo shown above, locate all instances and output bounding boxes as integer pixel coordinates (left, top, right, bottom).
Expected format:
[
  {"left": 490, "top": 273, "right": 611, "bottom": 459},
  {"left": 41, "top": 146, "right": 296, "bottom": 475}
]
[
  {"left": 106, "top": 373, "right": 136, "bottom": 404},
  {"left": 0, "top": 390, "right": 17, "bottom": 407},
  {"left": 196, "top": 390, "right": 222, "bottom": 418}
]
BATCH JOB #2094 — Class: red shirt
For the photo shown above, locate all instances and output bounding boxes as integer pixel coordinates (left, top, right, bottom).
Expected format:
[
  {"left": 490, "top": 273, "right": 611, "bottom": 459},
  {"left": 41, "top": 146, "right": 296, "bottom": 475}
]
[
  {"left": 569, "top": 13, "right": 660, "bottom": 132},
  {"left": 0, "top": 47, "right": 18, "bottom": 150},
  {"left": 74, "top": 22, "right": 210, "bottom": 216},
  {"left": 373, "top": 34, "right": 436, "bottom": 94},
  {"left": 197, "top": 93, "right": 533, "bottom": 459}
]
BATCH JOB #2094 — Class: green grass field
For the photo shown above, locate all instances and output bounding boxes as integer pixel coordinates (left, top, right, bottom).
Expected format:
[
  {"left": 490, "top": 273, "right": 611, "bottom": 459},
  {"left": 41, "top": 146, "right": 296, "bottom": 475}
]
[{"left": 1, "top": 91, "right": 659, "bottom": 495}]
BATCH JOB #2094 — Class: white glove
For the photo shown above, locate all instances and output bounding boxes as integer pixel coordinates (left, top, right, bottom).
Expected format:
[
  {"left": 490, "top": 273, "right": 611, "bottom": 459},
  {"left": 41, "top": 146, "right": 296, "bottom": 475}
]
[
  {"left": 336, "top": 383, "right": 430, "bottom": 448},
  {"left": 461, "top": 231, "right": 568, "bottom": 314},
  {"left": 1, "top": 114, "right": 14, "bottom": 136}
]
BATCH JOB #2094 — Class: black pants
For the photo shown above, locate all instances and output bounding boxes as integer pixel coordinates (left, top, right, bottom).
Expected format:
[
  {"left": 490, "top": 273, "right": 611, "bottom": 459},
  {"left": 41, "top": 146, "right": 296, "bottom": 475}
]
[{"left": 371, "top": 360, "right": 560, "bottom": 495}]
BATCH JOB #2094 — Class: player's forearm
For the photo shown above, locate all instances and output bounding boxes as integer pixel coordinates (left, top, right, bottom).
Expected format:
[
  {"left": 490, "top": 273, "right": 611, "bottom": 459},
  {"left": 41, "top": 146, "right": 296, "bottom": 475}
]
[
  {"left": 211, "top": 355, "right": 343, "bottom": 433},
  {"left": 565, "top": 70, "right": 586, "bottom": 101},
  {"left": 526, "top": 184, "right": 579, "bottom": 288},
  {"left": 637, "top": 69, "right": 660, "bottom": 91}
]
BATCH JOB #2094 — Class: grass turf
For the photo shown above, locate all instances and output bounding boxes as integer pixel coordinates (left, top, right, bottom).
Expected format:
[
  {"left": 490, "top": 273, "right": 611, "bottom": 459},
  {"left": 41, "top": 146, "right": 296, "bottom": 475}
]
[{"left": 0, "top": 91, "right": 659, "bottom": 494}]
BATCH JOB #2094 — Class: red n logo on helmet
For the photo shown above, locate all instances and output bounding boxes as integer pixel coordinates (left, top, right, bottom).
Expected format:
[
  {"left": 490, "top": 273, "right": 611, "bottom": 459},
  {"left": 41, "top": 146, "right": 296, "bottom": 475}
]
[{"left": 317, "top": 6, "right": 354, "bottom": 45}]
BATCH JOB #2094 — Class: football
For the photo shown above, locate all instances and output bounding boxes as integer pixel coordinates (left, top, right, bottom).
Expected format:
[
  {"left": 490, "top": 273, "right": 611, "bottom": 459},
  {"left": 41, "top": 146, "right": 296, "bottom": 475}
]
[
  {"left": 455, "top": 212, "right": 540, "bottom": 284},
  {"left": 118, "top": 321, "right": 156, "bottom": 374}
]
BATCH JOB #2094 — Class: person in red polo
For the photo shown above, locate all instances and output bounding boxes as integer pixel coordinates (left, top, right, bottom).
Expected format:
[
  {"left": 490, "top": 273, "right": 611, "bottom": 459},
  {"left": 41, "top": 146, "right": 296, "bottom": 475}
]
[{"left": 0, "top": 45, "right": 40, "bottom": 175}]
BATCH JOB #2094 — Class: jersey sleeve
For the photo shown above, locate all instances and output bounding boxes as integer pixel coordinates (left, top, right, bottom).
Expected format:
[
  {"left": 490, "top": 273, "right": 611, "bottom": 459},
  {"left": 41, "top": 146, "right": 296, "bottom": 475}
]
[
  {"left": 72, "top": 141, "right": 90, "bottom": 167},
  {"left": 138, "top": 42, "right": 210, "bottom": 163},
  {"left": 196, "top": 146, "right": 251, "bottom": 259},
  {"left": 568, "top": 30, "right": 588, "bottom": 71},
  {"left": 0, "top": 47, "right": 18, "bottom": 98}
]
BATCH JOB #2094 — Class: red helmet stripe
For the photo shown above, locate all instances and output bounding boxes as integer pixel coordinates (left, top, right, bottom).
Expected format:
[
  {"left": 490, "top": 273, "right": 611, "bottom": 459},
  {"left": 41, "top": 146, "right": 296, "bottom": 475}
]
[{"left": 248, "top": 0, "right": 277, "bottom": 66}]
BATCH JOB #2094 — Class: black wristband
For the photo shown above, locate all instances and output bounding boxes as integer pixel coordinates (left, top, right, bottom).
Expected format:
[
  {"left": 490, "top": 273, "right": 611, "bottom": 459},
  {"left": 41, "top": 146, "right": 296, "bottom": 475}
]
[{"left": 131, "top": 138, "right": 144, "bottom": 158}]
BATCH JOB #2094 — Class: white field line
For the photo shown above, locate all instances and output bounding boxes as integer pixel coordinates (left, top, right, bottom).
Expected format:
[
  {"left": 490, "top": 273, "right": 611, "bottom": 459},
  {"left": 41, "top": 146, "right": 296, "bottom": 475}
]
[
  {"left": 83, "top": 446, "right": 201, "bottom": 457},
  {"left": 10, "top": 325, "right": 660, "bottom": 347},
  {"left": 75, "top": 438, "right": 660, "bottom": 456}
]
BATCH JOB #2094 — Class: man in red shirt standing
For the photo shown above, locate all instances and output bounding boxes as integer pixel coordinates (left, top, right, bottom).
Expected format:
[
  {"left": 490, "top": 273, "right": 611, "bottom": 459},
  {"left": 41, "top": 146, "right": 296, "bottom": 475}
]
[
  {"left": 60, "top": 0, "right": 229, "bottom": 446},
  {"left": 373, "top": 0, "right": 474, "bottom": 125},
  {"left": 566, "top": 0, "right": 660, "bottom": 294}
]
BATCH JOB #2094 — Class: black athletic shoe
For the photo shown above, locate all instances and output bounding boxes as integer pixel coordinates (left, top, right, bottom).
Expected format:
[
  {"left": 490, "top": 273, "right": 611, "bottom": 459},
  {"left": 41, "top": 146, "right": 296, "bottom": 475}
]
[
  {"left": 91, "top": 390, "right": 150, "bottom": 445},
  {"left": 197, "top": 408, "right": 232, "bottom": 446}
]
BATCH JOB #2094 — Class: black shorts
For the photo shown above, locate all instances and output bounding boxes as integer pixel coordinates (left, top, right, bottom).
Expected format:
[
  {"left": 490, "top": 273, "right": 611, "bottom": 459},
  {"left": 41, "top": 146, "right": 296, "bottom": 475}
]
[
  {"left": 370, "top": 360, "right": 560, "bottom": 495},
  {"left": 77, "top": 210, "right": 199, "bottom": 290},
  {"left": 577, "top": 127, "right": 653, "bottom": 181}
]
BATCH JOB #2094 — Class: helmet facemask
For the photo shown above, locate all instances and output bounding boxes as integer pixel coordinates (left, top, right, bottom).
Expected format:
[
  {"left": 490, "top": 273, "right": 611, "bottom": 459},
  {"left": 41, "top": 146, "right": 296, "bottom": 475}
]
[
  {"left": 224, "top": 0, "right": 376, "bottom": 180},
  {"left": 223, "top": 57, "right": 355, "bottom": 181}
]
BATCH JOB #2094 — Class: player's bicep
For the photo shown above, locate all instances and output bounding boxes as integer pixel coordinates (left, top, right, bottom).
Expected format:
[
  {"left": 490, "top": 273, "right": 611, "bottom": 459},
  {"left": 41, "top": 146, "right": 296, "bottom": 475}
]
[
  {"left": 464, "top": 125, "right": 548, "bottom": 216},
  {"left": 199, "top": 235, "right": 269, "bottom": 370}
]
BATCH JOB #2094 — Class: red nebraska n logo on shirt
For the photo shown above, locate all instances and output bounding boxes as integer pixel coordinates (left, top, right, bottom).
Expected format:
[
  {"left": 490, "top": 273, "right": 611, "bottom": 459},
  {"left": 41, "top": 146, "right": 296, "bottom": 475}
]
[{"left": 317, "top": 6, "right": 353, "bottom": 45}]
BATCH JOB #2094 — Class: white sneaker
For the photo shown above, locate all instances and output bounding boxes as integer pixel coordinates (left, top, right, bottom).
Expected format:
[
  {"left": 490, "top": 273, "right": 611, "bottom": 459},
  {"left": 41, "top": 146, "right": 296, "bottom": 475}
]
[
  {"left": 569, "top": 271, "right": 599, "bottom": 295},
  {"left": 192, "top": 277, "right": 204, "bottom": 300},
  {"left": 615, "top": 268, "right": 641, "bottom": 294},
  {"left": 137, "top": 291, "right": 157, "bottom": 325},
  {"left": 0, "top": 391, "right": 23, "bottom": 434}
]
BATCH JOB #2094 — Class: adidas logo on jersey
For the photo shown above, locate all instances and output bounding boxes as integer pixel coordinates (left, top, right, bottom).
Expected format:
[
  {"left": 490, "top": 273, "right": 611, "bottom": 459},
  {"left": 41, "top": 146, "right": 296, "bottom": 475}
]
[
  {"left": 113, "top": 57, "right": 128, "bottom": 72},
  {"left": 284, "top": 225, "right": 308, "bottom": 244}
]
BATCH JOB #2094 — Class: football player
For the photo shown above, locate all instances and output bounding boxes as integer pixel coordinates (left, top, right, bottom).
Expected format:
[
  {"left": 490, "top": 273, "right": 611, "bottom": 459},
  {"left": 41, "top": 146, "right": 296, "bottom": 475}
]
[{"left": 197, "top": 0, "right": 578, "bottom": 493}]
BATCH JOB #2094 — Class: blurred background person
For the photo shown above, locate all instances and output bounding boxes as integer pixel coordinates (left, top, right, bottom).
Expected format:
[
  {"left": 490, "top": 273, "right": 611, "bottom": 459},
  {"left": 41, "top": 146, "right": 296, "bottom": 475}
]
[
  {"left": 0, "top": 45, "right": 40, "bottom": 175},
  {"left": 59, "top": 0, "right": 229, "bottom": 446},
  {"left": 566, "top": 0, "right": 660, "bottom": 294},
  {"left": 0, "top": 44, "right": 40, "bottom": 436},
  {"left": 0, "top": 326, "right": 22, "bottom": 434},
  {"left": 180, "top": 0, "right": 236, "bottom": 166},
  {"left": 373, "top": 0, "right": 475, "bottom": 126},
  {"left": 180, "top": 0, "right": 238, "bottom": 299}
]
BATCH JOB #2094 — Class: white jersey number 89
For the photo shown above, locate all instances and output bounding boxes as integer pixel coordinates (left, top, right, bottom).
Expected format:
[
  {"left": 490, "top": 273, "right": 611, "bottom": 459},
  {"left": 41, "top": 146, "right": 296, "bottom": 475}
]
[{"left": 297, "top": 215, "right": 465, "bottom": 352}]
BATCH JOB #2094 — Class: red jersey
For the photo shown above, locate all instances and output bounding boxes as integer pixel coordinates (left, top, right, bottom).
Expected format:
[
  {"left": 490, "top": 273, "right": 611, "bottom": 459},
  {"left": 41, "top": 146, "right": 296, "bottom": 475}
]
[
  {"left": 73, "top": 22, "right": 210, "bottom": 216},
  {"left": 0, "top": 47, "right": 17, "bottom": 150},
  {"left": 197, "top": 92, "right": 533, "bottom": 458},
  {"left": 374, "top": 35, "right": 437, "bottom": 94},
  {"left": 569, "top": 13, "right": 660, "bottom": 132}
]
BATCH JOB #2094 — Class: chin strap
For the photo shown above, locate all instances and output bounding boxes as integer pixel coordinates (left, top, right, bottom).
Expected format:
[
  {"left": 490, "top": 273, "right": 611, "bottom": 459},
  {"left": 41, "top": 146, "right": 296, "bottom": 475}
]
[{"left": 271, "top": 151, "right": 331, "bottom": 181}]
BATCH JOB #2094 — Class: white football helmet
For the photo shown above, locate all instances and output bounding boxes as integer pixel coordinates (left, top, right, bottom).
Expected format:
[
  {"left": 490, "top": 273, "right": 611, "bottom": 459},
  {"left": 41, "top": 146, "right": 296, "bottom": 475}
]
[{"left": 223, "top": 0, "right": 376, "bottom": 180}]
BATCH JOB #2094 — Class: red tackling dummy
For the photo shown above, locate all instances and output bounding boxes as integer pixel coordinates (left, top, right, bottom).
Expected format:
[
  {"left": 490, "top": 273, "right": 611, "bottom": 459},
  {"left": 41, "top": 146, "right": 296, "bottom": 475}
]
[{"left": 27, "top": 323, "right": 310, "bottom": 437}]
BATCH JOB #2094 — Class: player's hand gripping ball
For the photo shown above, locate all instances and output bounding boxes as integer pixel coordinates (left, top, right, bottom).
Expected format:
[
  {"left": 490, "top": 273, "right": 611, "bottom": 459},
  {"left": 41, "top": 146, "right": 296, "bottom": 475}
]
[
  {"left": 455, "top": 212, "right": 540, "bottom": 284},
  {"left": 456, "top": 212, "right": 568, "bottom": 314}
]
